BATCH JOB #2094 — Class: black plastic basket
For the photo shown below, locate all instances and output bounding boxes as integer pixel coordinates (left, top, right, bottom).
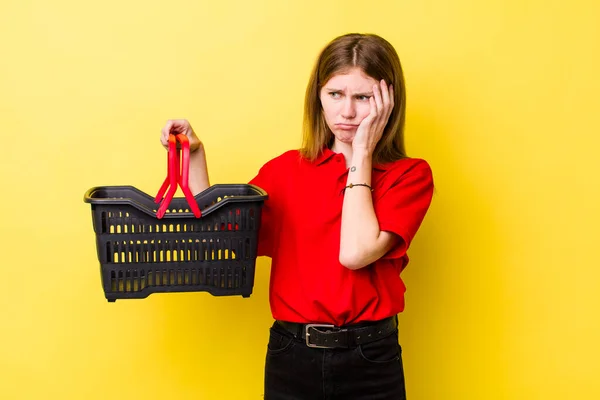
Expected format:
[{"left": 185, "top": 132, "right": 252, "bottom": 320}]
[{"left": 84, "top": 184, "right": 268, "bottom": 302}]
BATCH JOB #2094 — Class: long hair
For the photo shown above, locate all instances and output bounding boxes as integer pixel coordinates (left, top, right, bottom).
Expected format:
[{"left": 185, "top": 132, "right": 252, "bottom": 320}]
[{"left": 300, "top": 33, "right": 407, "bottom": 164}]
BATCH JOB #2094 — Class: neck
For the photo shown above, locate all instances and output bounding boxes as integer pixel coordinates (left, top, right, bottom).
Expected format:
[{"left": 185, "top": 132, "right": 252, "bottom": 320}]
[{"left": 331, "top": 140, "right": 354, "bottom": 168}]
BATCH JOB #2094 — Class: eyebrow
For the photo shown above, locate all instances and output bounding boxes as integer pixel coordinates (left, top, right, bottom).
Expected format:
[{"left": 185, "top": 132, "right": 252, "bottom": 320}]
[{"left": 324, "top": 87, "right": 373, "bottom": 97}]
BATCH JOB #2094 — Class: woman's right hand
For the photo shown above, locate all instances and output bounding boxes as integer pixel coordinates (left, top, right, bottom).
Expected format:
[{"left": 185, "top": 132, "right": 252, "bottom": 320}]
[{"left": 160, "top": 119, "right": 202, "bottom": 152}]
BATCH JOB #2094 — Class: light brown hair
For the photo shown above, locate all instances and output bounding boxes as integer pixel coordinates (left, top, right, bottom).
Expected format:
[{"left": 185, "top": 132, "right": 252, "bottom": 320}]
[{"left": 300, "top": 33, "right": 407, "bottom": 164}]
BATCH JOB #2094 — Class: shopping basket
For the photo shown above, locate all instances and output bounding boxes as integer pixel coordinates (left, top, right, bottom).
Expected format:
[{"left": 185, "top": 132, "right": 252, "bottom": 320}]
[{"left": 83, "top": 133, "right": 268, "bottom": 302}]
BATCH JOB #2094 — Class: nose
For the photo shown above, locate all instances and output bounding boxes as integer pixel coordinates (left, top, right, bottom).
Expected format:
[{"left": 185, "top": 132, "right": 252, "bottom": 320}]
[{"left": 341, "top": 98, "right": 355, "bottom": 120}]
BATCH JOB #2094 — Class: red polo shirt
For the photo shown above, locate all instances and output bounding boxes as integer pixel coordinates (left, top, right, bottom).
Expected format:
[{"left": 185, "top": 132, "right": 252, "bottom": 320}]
[{"left": 249, "top": 148, "right": 433, "bottom": 326}]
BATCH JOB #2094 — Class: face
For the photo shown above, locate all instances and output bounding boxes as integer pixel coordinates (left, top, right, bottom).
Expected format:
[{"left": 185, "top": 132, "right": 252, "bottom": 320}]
[{"left": 319, "top": 67, "right": 379, "bottom": 145}]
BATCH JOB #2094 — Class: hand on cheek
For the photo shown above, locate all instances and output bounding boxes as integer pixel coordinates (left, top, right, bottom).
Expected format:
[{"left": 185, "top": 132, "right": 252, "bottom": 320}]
[{"left": 352, "top": 80, "right": 394, "bottom": 154}]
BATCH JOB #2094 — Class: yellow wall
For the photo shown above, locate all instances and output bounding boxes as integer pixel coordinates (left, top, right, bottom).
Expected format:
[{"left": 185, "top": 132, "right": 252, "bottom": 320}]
[{"left": 1, "top": 0, "right": 599, "bottom": 399}]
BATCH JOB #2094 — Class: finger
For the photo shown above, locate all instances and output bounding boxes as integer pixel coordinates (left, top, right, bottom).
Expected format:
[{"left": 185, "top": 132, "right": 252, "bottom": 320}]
[
  {"left": 368, "top": 95, "right": 378, "bottom": 120},
  {"left": 380, "top": 79, "right": 390, "bottom": 109},
  {"left": 357, "top": 97, "right": 376, "bottom": 131},
  {"left": 376, "top": 85, "right": 391, "bottom": 136},
  {"left": 380, "top": 80, "right": 394, "bottom": 122},
  {"left": 373, "top": 83, "right": 383, "bottom": 116},
  {"left": 175, "top": 119, "right": 193, "bottom": 138},
  {"left": 373, "top": 85, "right": 387, "bottom": 136},
  {"left": 161, "top": 120, "right": 172, "bottom": 135},
  {"left": 383, "top": 85, "right": 393, "bottom": 123},
  {"left": 170, "top": 119, "right": 187, "bottom": 130},
  {"left": 161, "top": 120, "right": 174, "bottom": 145},
  {"left": 164, "top": 119, "right": 188, "bottom": 136}
]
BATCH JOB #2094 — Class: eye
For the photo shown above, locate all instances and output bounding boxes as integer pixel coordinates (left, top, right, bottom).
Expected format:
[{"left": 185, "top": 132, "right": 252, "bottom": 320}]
[
  {"left": 356, "top": 95, "right": 370, "bottom": 101},
  {"left": 329, "top": 91, "right": 342, "bottom": 99}
]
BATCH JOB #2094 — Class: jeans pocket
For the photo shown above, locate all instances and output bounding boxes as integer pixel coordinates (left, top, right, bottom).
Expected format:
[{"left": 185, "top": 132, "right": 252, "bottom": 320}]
[
  {"left": 266, "top": 327, "right": 296, "bottom": 356},
  {"left": 356, "top": 331, "right": 401, "bottom": 364}
]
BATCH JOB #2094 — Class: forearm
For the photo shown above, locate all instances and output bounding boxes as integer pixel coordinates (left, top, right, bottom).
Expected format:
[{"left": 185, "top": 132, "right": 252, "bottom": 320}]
[
  {"left": 339, "top": 151, "right": 388, "bottom": 270},
  {"left": 188, "top": 143, "right": 210, "bottom": 195}
]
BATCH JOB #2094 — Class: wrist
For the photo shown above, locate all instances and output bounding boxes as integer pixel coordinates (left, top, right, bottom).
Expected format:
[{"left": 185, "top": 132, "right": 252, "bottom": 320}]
[
  {"left": 350, "top": 148, "right": 373, "bottom": 163},
  {"left": 190, "top": 141, "right": 204, "bottom": 154},
  {"left": 189, "top": 145, "right": 206, "bottom": 165}
]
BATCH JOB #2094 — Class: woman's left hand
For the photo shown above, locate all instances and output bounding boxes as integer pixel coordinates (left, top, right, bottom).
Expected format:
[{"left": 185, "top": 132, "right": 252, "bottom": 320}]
[{"left": 352, "top": 79, "right": 394, "bottom": 155}]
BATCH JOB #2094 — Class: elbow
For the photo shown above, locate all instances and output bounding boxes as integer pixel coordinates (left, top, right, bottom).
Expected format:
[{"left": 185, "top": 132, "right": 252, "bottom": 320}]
[{"left": 339, "top": 248, "right": 370, "bottom": 270}]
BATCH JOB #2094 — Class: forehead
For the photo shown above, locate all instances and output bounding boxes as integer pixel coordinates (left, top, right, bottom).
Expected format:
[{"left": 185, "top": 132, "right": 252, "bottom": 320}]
[{"left": 323, "top": 67, "right": 378, "bottom": 90}]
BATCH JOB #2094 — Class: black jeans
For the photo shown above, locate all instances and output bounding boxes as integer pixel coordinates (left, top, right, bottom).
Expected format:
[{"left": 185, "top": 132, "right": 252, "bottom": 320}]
[{"left": 264, "top": 320, "right": 407, "bottom": 400}]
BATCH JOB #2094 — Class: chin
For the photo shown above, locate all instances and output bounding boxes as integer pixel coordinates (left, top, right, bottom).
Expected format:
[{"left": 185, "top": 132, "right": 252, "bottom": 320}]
[{"left": 333, "top": 131, "right": 356, "bottom": 144}]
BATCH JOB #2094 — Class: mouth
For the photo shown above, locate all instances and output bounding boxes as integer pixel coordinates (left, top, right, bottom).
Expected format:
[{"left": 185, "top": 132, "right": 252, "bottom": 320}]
[{"left": 335, "top": 124, "right": 359, "bottom": 130}]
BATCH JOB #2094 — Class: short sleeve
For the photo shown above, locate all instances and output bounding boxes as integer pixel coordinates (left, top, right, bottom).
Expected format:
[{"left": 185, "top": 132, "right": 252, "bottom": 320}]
[
  {"left": 374, "top": 160, "right": 434, "bottom": 260},
  {"left": 249, "top": 160, "right": 277, "bottom": 258}
]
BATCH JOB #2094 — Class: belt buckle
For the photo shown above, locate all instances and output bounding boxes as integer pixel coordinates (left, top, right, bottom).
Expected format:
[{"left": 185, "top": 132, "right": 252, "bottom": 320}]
[{"left": 305, "top": 323, "right": 335, "bottom": 348}]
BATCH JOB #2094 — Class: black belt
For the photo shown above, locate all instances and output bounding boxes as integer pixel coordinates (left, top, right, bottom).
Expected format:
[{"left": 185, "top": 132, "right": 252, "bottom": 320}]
[{"left": 276, "top": 316, "right": 397, "bottom": 349}]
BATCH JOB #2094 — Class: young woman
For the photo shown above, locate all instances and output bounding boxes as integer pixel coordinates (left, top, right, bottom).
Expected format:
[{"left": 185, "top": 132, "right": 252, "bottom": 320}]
[{"left": 160, "top": 33, "right": 434, "bottom": 400}]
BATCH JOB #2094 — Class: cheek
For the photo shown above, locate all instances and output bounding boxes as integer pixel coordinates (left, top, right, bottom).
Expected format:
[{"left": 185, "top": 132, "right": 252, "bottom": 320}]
[
  {"left": 321, "top": 100, "right": 337, "bottom": 122},
  {"left": 356, "top": 103, "right": 372, "bottom": 120}
]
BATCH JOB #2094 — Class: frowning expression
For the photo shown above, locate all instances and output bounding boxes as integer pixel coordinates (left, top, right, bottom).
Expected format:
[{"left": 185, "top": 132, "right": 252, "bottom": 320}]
[{"left": 319, "top": 67, "right": 379, "bottom": 144}]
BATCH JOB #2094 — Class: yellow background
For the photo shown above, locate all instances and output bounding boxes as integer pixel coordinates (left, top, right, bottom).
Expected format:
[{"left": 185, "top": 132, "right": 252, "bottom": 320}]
[{"left": 1, "top": 0, "right": 599, "bottom": 399}]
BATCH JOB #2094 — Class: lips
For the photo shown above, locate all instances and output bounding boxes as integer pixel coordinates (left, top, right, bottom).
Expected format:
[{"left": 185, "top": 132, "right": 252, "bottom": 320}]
[{"left": 335, "top": 124, "right": 358, "bottom": 130}]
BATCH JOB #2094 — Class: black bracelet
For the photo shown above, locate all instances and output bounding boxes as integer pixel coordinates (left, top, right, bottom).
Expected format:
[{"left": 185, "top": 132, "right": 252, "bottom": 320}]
[{"left": 341, "top": 183, "right": 373, "bottom": 195}]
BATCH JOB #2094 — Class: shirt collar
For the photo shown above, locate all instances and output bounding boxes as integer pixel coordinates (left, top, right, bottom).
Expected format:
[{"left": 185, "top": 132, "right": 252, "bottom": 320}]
[{"left": 314, "top": 148, "right": 391, "bottom": 171}]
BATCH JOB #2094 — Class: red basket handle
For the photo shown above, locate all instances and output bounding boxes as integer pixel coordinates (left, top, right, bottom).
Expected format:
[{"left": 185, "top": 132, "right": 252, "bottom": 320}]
[
  {"left": 154, "top": 135, "right": 176, "bottom": 206},
  {"left": 177, "top": 135, "right": 202, "bottom": 218},
  {"left": 154, "top": 134, "right": 202, "bottom": 219}
]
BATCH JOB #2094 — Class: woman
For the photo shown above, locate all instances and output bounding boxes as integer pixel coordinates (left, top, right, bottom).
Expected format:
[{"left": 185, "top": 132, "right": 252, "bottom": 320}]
[{"left": 161, "top": 33, "right": 433, "bottom": 400}]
